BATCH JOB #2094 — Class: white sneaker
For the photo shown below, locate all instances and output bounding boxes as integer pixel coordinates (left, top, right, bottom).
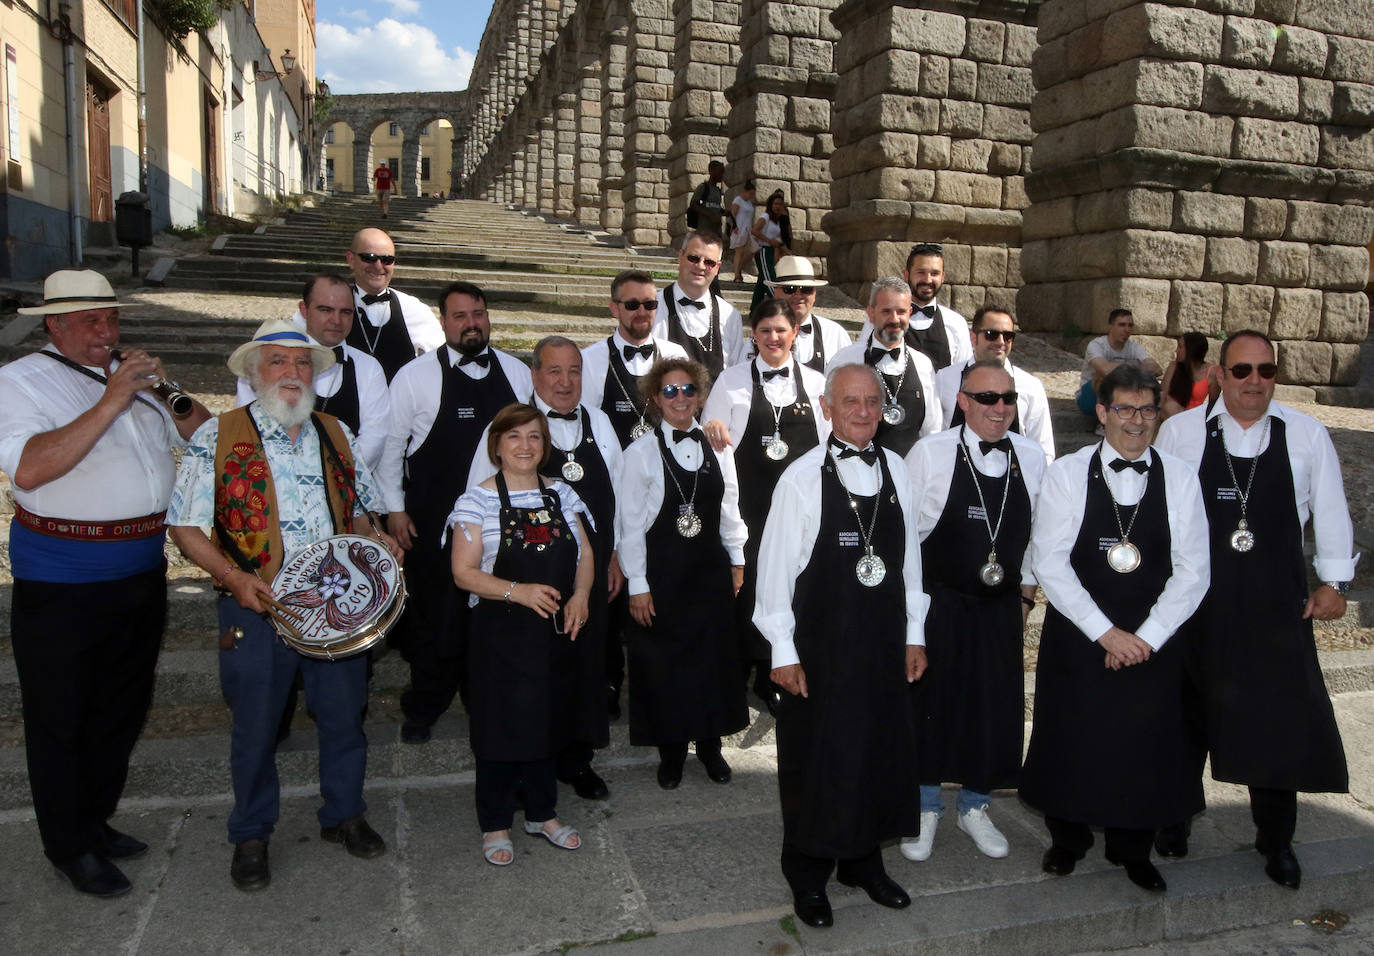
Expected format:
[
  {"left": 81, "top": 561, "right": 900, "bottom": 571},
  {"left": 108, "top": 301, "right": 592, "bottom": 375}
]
[
  {"left": 957, "top": 806, "right": 1010, "bottom": 858},
  {"left": 900, "top": 811, "right": 940, "bottom": 862}
]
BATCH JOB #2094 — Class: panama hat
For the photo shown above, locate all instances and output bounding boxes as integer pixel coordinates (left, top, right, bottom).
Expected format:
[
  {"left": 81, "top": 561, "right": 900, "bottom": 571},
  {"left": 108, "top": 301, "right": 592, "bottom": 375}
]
[
  {"left": 765, "top": 256, "right": 828, "bottom": 288},
  {"left": 17, "top": 270, "right": 123, "bottom": 315},
  {"left": 227, "top": 319, "right": 336, "bottom": 378}
]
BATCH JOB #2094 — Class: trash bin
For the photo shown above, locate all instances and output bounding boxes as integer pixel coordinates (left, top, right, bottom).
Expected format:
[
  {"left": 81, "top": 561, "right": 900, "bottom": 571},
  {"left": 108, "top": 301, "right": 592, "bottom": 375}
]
[{"left": 114, "top": 191, "right": 152, "bottom": 277}]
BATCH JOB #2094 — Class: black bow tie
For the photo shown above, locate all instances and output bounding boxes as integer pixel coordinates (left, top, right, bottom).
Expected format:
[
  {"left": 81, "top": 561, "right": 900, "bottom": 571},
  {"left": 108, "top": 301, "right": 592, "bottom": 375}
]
[
  {"left": 546, "top": 408, "right": 579, "bottom": 421},
  {"left": 623, "top": 343, "right": 655, "bottom": 361},
  {"left": 1109, "top": 457, "right": 1148, "bottom": 474},
  {"left": 678, "top": 296, "right": 706, "bottom": 309},
  {"left": 798, "top": 324, "right": 812, "bottom": 335},
  {"left": 762, "top": 366, "right": 789, "bottom": 381},
  {"left": 360, "top": 291, "right": 392, "bottom": 305},
  {"left": 831, "top": 440, "right": 878, "bottom": 465},
  {"left": 868, "top": 345, "right": 902, "bottom": 363},
  {"left": 916, "top": 305, "right": 937, "bottom": 318},
  {"left": 673, "top": 428, "right": 703, "bottom": 445},
  {"left": 332, "top": 345, "right": 347, "bottom": 364},
  {"left": 457, "top": 352, "right": 491, "bottom": 368},
  {"left": 978, "top": 437, "right": 1011, "bottom": 455}
]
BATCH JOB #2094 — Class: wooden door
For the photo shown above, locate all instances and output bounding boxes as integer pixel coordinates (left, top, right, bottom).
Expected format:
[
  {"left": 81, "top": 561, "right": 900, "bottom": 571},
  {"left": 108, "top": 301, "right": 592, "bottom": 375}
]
[
  {"left": 203, "top": 89, "right": 220, "bottom": 214},
  {"left": 86, "top": 81, "right": 112, "bottom": 221}
]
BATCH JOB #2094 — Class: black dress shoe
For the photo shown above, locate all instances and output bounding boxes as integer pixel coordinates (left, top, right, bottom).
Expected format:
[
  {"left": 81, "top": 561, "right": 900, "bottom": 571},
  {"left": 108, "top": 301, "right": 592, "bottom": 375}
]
[
  {"left": 1042, "top": 845, "right": 1083, "bottom": 876},
  {"left": 837, "top": 871, "right": 911, "bottom": 909},
  {"left": 99, "top": 824, "right": 149, "bottom": 860},
  {"left": 400, "top": 722, "right": 431, "bottom": 744},
  {"left": 792, "top": 890, "right": 834, "bottom": 928},
  {"left": 1260, "top": 843, "right": 1302, "bottom": 889},
  {"left": 55, "top": 852, "right": 131, "bottom": 898},
  {"left": 321, "top": 816, "right": 387, "bottom": 859},
  {"left": 562, "top": 766, "right": 610, "bottom": 800},
  {"left": 697, "top": 749, "right": 732, "bottom": 784},
  {"left": 230, "top": 840, "right": 270, "bottom": 891},
  {"left": 1106, "top": 853, "right": 1167, "bottom": 892},
  {"left": 656, "top": 760, "right": 683, "bottom": 790},
  {"left": 1153, "top": 824, "right": 1189, "bottom": 859}
]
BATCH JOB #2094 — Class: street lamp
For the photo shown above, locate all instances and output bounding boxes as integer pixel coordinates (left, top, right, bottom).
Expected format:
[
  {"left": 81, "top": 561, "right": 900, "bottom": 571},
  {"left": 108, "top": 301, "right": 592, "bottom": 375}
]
[{"left": 255, "top": 50, "right": 295, "bottom": 81}]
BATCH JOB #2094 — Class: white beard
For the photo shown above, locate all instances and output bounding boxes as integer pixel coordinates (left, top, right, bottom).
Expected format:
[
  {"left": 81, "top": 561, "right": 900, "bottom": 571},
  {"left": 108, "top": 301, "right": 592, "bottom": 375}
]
[{"left": 256, "top": 379, "right": 316, "bottom": 428}]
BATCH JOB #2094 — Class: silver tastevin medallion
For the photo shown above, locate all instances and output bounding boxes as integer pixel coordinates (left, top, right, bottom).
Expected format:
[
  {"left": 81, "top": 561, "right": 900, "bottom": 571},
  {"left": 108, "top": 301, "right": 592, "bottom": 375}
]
[
  {"left": 561, "top": 456, "right": 584, "bottom": 482},
  {"left": 1107, "top": 540, "right": 1142, "bottom": 574},
  {"left": 765, "top": 434, "right": 790, "bottom": 461},
  {"left": 882, "top": 404, "right": 905, "bottom": 426},
  {"left": 676, "top": 510, "right": 702, "bottom": 538},
  {"left": 630, "top": 421, "right": 652, "bottom": 441},
  {"left": 1230, "top": 518, "right": 1255, "bottom": 553},
  {"left": 856, "top": 548, "right": 887, "bottom": 587},
  {"left": 979, "top": 552, "right": 1005, "bottom": 587}
]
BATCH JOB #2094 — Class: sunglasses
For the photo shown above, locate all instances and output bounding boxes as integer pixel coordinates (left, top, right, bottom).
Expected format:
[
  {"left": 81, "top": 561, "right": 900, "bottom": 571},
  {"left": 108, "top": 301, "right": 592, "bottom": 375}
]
[
  {"left": 779, "top": 285, "right": 815, "bottom": 295},
  {"left": 355, "top": 252, "right": 396, "bottom": 265},
  {"left": 909, "top": 242, "right": 943, "bottom": 257},
  {"left": 1225, "top": 362, "right": 1278, "bottom": 380},
  {"left": 660, "top": 383, "right": 699, "bottom": 398},
  {"left": 962, "top": 390, "right": 1018, "bottom": 406},
  {"left": 978, "top": 329, "right": 1016, "bottom": 343},
  {"left": 684, "top": 253, "right": 720, "bottom": 269},
  {"left": 615, "top": 298, "right": 657, "bottom": 312},
  {"left": 1107, "top": 404, "right": 1160, "bottom": 421}
]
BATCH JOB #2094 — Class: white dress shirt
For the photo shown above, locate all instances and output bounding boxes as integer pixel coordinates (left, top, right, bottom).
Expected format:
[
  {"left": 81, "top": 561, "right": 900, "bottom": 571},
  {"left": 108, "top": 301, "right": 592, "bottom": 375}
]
[
  {"left": 651, "top": 282, "right": 747, "bottom": 369},
  {"left": 753, "top": 442, "right": 929, "bottom": 668},
  {"left": 377, "top": 345, "right": 534, "bottom": 513},
  {"left": 615, "top": 419, "right": 749, "bottom": 596},
  {"left": 793, "top": 313, "right": 853, "bottom": 368},
  {"left": 933, "top": 360, "right": 1056, "bottom": 464},
  {"left": 700, "top": 357, "right": 831, "bottom": 448},
  {"left": 826, "top": 335, "right": 943, "bottom": 440},
  {"left": 859, "top": 302, "right": 972, "bottom": 367},
  {"left": 465, "top": 398, "right": 624, "bottom": 548},
  {"left": 1155, "top": 396, "right": 1356, "bottom": 582},
  {"left": 0, "top": 346, "right": 182, "bottom": 519},
  {"left": 580, "top": 332, "right": 689, "bottom": 413},
  {"left": 904, "top": 426, "right": 1047, "bottom": 587},
  {"left": 1027, "top": 442, "right": 1210, "bottom": 650},
  {"left": 352, "top": 286, "right": 445, "bottom": 356}
]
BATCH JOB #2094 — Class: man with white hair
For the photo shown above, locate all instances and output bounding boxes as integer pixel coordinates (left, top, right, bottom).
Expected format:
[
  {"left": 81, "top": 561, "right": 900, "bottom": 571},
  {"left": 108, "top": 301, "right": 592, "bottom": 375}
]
[{"left": 169, "top": 320, "right": 400, "bottom": 892}]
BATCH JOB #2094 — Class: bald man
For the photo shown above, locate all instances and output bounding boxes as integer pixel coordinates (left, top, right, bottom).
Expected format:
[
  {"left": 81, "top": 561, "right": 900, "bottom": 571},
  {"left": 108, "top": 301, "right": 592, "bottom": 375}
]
[{"left": 343, "top": 228, "right": 444, "bottom": 380}]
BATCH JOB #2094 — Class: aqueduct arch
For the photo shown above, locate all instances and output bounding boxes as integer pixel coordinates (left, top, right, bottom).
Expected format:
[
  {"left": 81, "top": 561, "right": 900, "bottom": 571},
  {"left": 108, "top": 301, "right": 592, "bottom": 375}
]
[{"left": 320, "top": 92, "right": 469, "bottom": 198}]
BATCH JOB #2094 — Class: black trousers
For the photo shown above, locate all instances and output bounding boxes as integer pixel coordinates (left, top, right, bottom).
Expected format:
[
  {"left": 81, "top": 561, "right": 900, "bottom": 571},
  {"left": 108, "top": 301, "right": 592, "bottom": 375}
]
[
  {"left": 11, "top": 565, "right": 166, "bottom": 863},
  {"left": 1250, "top": 786, "right": 1298, "bottom": 846},
  {"left": 398, "top": 575, "right": 471, "bottom": 729},
  {"left": 781, "top": 844, "right": 886, "bottom": 897},
  {"left": 475, "top": 757, "right": 557, "bottom": 832},
  {"left": 1046, "top": 816, "right": 1154, "bottom": 863}
]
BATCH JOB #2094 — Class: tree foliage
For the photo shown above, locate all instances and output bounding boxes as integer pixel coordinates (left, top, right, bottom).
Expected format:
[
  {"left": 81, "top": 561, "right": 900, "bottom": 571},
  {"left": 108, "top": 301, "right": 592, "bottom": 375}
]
[{"left": 147, "top": 0, "right": 232, "bottom": 41}]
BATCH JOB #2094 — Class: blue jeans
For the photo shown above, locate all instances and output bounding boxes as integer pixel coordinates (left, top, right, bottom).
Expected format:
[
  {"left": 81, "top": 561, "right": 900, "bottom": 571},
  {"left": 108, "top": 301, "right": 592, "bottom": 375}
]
[
  {"left": 218, "top": 598, "right": 369, "bottom": 843},
  {"left": 920, "top": 784, "right": 991, "bottom": 818},
  {"left": 1076, "top": 381, "right": 1098, "bottom": 417}
]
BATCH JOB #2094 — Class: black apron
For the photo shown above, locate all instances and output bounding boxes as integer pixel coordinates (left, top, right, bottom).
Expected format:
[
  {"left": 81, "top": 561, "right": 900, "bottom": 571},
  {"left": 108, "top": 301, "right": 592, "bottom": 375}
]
[
  {"left": 467, "top": 474, "right": 580, "bottom": 761},
  {"left": 799, "top": 322, "right": 828, "bottom": 374},
  {"left": 663, "top": 288, "right": 725, "bottom": 381},
  {"left": 778, "top": 450, "right": 919, "bottom": 858},
  {"left": 867, "top": 341, "right": 926, "bottom": 457},
  {"left": 537, "top": 406, "right": 615, "bottom": 750},
  {"left": 401, "top": 351, "right": 518, "bottom": 656},
  {"left": 733, "top": 360, "right": 818, "bottom": 662},
  {"left": 1020, "top": 449, "right": 1203, "bottom": 828},
  {"left": 1191, "top": 414, "right": 1348, "bottom": 792},
  {"left": 601, "top": 338, "right": 654, "bottom": 449},
  {"left": 314, "top": 353, "right": 361, "bottom": 436},
  {"left": 949, "top": 364, "right": 1021, "bottom": 434},
  {"left": 347, "top": 288, "right": 414, "bottom": 382},
  {"left": 906, "top": 308, "right": 952, "bottom": 370},
  {"left": 627, "top": 429, "right": 747, "bottom": 745},
  {"left": 916, "top": 435, "right": 1031, "bottom": 793}
]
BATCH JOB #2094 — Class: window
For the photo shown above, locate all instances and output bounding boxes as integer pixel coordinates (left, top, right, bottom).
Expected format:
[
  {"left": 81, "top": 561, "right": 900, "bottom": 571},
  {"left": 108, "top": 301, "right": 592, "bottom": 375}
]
[
  {"left": 324, "top": 128, "right": 335, "bottom": 144},
  {"left": 5, "top": 46, "right": 18, "bottom": 161},
  {"left": 422, "top": 123, "right": 430, "bottom": 136},
  {"left": 103, "top": 0, "right": 138, "bottom": 31},
  {"left": 421, "top": 157, "right": 431, "bottom": 180},
  {"left": 388, "top": 122, "right": 399, "bottom": 137},
  {"left": 387, "top": 157, "right": 398, "bottom": 174},
  {"left": 325, "top": 158, "right": 335, "bottom": 183}
]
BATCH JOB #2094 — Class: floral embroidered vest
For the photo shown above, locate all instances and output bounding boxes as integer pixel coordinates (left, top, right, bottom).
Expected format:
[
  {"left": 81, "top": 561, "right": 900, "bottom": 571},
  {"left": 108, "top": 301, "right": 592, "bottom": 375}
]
[{"left": 213, "top": 407, "right": 358, "bottom": 581}]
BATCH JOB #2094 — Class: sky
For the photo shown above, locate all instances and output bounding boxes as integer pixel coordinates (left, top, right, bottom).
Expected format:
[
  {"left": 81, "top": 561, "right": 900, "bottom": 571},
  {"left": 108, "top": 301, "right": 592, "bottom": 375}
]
[{"left": 316, "top": 0, "right": 495, "bottom": 94}]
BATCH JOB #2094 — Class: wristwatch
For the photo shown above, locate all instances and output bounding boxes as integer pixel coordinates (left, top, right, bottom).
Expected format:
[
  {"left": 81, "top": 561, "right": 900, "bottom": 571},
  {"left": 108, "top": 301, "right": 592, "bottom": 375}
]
[{"left": 1323, "top": 580, "right": 1350, "bottom": 596}]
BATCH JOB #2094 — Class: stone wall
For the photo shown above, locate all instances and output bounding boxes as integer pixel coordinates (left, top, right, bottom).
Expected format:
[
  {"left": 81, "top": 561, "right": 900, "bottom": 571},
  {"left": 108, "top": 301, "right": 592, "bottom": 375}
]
[
  {"left": 323, "top": 93, "right": 467, "bottom": 199},
  {"left": 1017, "top": 0, "right": 1374, "bottom": 386}
]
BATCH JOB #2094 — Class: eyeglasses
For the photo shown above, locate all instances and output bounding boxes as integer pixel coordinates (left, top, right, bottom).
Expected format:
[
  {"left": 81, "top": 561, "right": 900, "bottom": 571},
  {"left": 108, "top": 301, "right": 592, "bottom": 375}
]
[
  {"left": 909, "top": 242, "right": 943, "bottom": 257},
  {"left": 355, "top": 252, "right": 396, "bottom": 265},
  {"left": 684, "top": 253, "right": 720, "bottom": 269},
  {"left": 1107, "top": 404, "right": 1160, "bottom": 421},
  {"left": 1225, "top": 362, "right": 1278, "bottom": 380},
  {"left": 660, "top": 383, "right": 699, "bottom": 398},
  {"left": 779, "top": 285, "right": 815, "bottom": 295},
  {"left": 962, "top": 390, "right": 1018, "bottom": 406},
  {"left": 978, "top": 329, "right": 1016, "bottom": 343},
  {"left": 615, "top": 298, "right": 657, "bottom": 312}
]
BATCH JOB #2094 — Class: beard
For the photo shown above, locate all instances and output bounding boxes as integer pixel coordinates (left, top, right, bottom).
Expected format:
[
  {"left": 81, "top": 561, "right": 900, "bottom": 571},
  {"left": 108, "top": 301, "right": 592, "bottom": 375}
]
[
  {"left": 451, "top": 328, "right": 490, "bottom": 357},
  {"left": 255, "top": 378, "right": 316, "bottom": 428}
]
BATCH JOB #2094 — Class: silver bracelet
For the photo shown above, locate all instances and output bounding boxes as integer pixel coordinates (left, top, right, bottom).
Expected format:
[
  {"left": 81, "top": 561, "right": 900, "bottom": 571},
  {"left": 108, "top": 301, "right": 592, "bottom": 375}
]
[{"left": 503, "top": 582, "right": 517, "bottom": 603}]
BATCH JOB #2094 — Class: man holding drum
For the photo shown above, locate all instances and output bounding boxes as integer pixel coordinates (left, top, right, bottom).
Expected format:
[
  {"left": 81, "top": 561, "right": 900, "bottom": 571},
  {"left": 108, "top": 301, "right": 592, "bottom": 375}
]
[
  {"left": 168, "top": 321, "right": 401, "bottom": 891},
  {"left": 0, "top": 270, "right": 209, "bottom": 897}
]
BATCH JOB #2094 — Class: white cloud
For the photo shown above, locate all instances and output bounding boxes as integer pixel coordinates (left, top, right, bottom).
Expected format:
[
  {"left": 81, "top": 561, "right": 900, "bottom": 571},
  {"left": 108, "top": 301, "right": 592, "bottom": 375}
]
[
  {"left": 340, "top": 8, "right": 369, "bottom": 21},
  {"left": 385, "top": 0, "right": 422, "bottom": 14},
  {"left": 318, "top": 19, "right": 474, "bottom": 93}
]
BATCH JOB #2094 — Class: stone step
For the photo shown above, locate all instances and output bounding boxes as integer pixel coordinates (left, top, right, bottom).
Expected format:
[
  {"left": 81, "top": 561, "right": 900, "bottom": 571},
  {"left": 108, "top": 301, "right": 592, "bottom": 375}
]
[
  {"left": 174, "top": 256, "right": 660, "bottom": 289},
  {"left": 208, "top": 239, "right": 677, "bottom": 274}
]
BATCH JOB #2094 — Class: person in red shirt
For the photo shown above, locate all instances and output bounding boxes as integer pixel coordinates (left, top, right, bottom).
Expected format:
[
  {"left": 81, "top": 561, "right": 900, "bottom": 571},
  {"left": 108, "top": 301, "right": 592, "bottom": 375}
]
[{"left": 372, "top": 164, "right": 395, "bottom": 217}]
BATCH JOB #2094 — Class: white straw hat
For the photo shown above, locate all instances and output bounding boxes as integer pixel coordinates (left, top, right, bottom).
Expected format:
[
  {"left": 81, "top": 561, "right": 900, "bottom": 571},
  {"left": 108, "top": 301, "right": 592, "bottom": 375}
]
[
  {"left": 17, "top": 270, "right": 123, "bottom": 315},
  {"left": 765, "top": 256, "right": 828, "bottom": 288},
  {"left": 227, "top": 319, "right": 336, "bottom": 378}
]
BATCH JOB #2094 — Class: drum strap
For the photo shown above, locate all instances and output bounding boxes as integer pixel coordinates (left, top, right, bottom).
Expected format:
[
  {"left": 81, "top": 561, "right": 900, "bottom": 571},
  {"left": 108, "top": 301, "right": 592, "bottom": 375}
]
[{"left": 311, "top": 412, "right": 360, "bottom": 533}]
